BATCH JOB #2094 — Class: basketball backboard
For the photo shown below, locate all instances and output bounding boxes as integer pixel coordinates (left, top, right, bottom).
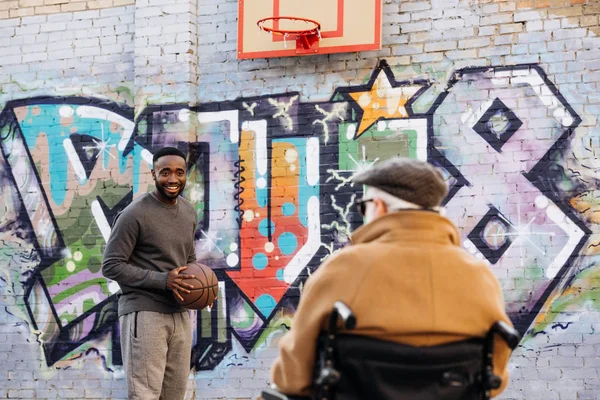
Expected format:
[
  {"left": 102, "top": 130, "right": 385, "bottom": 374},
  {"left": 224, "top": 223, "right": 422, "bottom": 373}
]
[{"left": 237, "top": 0, "right": 382, "bottom": 59}]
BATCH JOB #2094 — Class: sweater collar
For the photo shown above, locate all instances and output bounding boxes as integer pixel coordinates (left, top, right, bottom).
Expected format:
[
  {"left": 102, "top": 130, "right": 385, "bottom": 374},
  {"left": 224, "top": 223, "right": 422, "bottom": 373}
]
[{"left": 350, "top": 210, "right": 461, "bottom": 246}]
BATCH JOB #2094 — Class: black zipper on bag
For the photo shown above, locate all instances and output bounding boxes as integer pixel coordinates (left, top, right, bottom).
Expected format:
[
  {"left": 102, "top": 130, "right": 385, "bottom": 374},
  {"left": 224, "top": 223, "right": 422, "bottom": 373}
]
[{"left": 133, "top": 311, "right": 138, "bottom": 338}]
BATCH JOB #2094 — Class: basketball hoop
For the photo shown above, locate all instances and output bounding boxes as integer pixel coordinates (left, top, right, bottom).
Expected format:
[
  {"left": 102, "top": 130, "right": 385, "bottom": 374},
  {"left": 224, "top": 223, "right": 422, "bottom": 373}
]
[{"left": 257, "top": 16, "right": 321, "bottom": 54}]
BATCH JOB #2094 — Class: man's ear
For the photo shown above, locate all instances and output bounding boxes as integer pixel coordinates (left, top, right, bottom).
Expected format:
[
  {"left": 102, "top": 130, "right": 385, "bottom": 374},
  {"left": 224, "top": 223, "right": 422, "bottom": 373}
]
[
  {"left": 374, "top": 197, "right": 388, "bottom": 216},
  {"left": 151, "top": 169, "right": 156, "bottom": 181}
]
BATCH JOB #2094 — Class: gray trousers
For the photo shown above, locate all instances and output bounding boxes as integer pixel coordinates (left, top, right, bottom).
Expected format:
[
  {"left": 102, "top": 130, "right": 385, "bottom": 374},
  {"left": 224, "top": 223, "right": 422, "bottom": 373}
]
[{"left": 120, "top": 311, "right": 192, "bottom": 400}]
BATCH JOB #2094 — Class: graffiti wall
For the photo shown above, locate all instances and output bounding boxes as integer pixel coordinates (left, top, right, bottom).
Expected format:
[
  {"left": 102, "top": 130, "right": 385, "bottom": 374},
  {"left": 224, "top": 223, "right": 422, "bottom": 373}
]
[{"left": 1, "top": 57, "right": 597, "bottom": 398}]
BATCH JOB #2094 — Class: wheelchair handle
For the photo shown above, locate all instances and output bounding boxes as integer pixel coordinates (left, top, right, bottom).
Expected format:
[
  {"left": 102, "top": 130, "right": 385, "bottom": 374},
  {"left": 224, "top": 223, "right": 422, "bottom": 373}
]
[
  {"left": 489, "top": 321, "right": 520, "bottom": 349},
  {"left": 328, "top": 301, "right": 356, "bottom": 333}
]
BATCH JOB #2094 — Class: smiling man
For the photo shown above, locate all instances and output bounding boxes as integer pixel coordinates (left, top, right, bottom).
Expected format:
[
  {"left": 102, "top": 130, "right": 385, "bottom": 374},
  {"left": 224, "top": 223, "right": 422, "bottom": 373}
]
[{"left": 102, "top": 147, "right": 198, "bottom": 400}]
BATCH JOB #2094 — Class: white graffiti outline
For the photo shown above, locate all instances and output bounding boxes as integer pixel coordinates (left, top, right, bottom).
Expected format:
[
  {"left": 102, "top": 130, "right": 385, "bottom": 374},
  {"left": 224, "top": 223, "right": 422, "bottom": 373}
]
[
  {"left": 268, "top": 95, "right": 298, "bottom": 130},
  {"left": 321, "top": 193, "right": 356, "bottom": 241},
  {"left": 313, "top": 103, "right": 347, "bottom": 144},
  {"left": 242, "top": 102, "right": 257, "bottom": 116},
  {"left": 325, "top": 169, "right": 355, "bottom": 191}
]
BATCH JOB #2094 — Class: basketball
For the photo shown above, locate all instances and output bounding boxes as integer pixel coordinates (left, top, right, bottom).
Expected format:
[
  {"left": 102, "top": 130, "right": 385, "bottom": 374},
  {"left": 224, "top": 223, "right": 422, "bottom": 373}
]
[{"left": 173, "top": 262, "right": 219, "bottom": 310}]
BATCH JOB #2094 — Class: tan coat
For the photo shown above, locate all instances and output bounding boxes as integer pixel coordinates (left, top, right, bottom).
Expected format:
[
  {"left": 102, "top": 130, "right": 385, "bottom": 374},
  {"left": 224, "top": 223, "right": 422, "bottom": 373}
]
[{"left": 270, "top": 211, "right": 514, "bottom": 397}]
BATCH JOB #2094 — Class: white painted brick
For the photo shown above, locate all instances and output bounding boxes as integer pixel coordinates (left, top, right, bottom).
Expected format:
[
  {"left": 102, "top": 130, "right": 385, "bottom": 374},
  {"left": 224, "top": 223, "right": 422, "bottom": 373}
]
[
  {"left": 81, "top": 28, "right": 103, "bottom": 38},
  {"left": 500, "top": 23, "right": 524, "bottom": 34},
  {"left": 541, "top": 52, "right": 576, "bottom": 63},
  {"left": 527, "top": 20, "right": 544, "bottom": 32},
  {"left": 73, "top": 10, "right": 101, "bottom": 20},
  {"left": 146, "top": 14, "right": 178, "bottom": 27},
  {"left": 21, "top": 43, "right": 46, "bottom": 53},
  {"left": 495, "top": 34, "right": 517, "bottom": 45},
  {"left": 576, "top": 51, "right": 600, "bottom": 61},
  {"left": 162, "top": 3, "right": 189, "bottom": 14},
  {"left": 547, "top": 41, "right": 565, "bottom": 52},
  {"left": 399, "top": 1, "right": 430, "bottom": 12},
  {"left": 100, "top": 35, "right": 117, "bottom": 45},
  {"left": 135, "top": 6, "right": 162, "bottom": 18},
  {"left": 47, "top": 30, "right": 75, "bottom": 41},
  {"left": 481, "top": 14, "right": 512, "bottom": 25},
  {"left": 0, "top": 46, "right": 22, "bottom": 56},
  {"left": 518, "top": 32, "right": 551, "bottom": 43},
  {"left": 445, "top": 49, "right": 477, "bottom": 60},
  {"left": 115, "top": 24, "right": 129, "bottom": 35},
  {"left": 39, "top": 22, "right": 67, "bottom": 32},
  {"left": 401, "top": 21, "right": 431, "bottom": 33},
  {"left": 68, "top": 19, "right": 94, "bottom": 30},
  {"left": 101, "top": 7, "right": 127, "bottom": 17},
  {"left": 136, "top": 46, "right": 161, "bottom": 56},
  {"left": 175, "top": 32, "right": 192, "bottom": 43},
  {"left": 15, "top": 24, "right": 40, "bottom": 35},
  {"left": 442, "top": 28, "right": 476, "bottom": 39},
  {"left": 386, "top": 13, "right": 411, "bottom": 24},
  {"left": 117, "top": 34, "right": 132, "bottom": 44},
  {"left": 163, "top": 43, "right": 191, "bottom": 54},
  {"left": 553, "top": 28, "right": 588, "bottom": 41},
  {"left": 74, "top": 38, "right": 100, "bottom": 48},
  {"left": 48, "top": 48, "right": 74, "bottom": 60},
  {"left": 1, "top": 54, "right": 22, "bottom": 65},
  {"left": 478, "top": 26, "right": 496, "bottom": 36},
  {"left": 515, "top": 10, "right": 547, "bottom": 22},
  {"left": 197, "top": 5, "right": 218, "bottom": 15},
  {"left": 197, "top": 32, "right": 225, "bottom": 44},
  {"left": 119, "top": 12, "right": 134, "bottom": 25},
  {"left": 391, "top": 44, "right": 423, "bottom": 55},
  {"left": 0, "top": 18, "right": 20, "bottom": 28},
  {"left": 424, "top": 40, "right": 457, "bottom": 52},
  {"left": 412, "top": 52, "right": 444, "bottom": 63},
  {"left": 459, "top": 37, "right": 490, "bottom": 48},
  {"left": 481, "top": 3, "right": 499, "bottom": 14},
  {"left": 409, "top": 30, "right": 442, "bottom": 45},
  {"left": 93, "top": 16, "right": 121, "bottom": 28},
  {"left": 22, "top": 52, "right": 48, "bottom": 62},
  {"left": 433, "top": 18, "right": 465, "bottom": 30},
  {"left": 505, "top": 54, "right": 541, "bottom": 64},
  {"left": 136, "top": 26, "right": 161, "bottom": 37},
  {"left": 47, "top": 13, "right": 73, "bottom": 23},
  {"left": 512, "top": 44, "right": 529, "bottom": 54},
  {"left": 163, "top": 22, "right": 191, "bottom": 34},
  {"left": 479, "top": 45, "right": 511, "bottom": 57},
  {"left": 20, "top": 15, "right": 47, "bottom": 24},
  {"left": 0, "top": 27, "right": 15, "bottom": 37}
]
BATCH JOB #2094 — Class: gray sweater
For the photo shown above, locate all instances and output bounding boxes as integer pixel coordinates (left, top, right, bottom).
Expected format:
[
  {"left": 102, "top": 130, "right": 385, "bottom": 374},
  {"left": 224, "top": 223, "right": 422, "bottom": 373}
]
[{"left": 102, "top": 192, "right": 197, "bottom": 317}]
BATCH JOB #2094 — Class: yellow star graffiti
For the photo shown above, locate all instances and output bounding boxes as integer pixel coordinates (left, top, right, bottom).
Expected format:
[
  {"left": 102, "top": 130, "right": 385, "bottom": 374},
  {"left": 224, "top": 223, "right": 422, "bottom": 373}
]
[{"left": 349, "top": 71, "right": 424, "bottom": 138}]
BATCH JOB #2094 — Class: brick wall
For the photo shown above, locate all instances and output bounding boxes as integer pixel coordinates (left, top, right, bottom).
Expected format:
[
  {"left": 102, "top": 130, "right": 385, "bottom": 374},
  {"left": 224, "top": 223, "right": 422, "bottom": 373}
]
[
  {"left": 1, "top": 0, "right": 600, "bottom": 399},
  {"left": 0, "top": 0, "right": 135, "bottom": 19}
]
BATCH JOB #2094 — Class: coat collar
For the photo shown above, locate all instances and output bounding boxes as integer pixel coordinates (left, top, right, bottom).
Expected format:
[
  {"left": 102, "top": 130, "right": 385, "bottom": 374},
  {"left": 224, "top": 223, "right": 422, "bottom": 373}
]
[{"left": 351, "top": 210, "right": 461, "bottom": 246}]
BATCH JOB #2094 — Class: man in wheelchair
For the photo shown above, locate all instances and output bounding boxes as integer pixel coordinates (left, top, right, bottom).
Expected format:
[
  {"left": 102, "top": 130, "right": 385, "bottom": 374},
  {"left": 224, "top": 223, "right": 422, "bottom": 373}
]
[{"left": 265, "top": 157, "right": 519, "bottom": 400}]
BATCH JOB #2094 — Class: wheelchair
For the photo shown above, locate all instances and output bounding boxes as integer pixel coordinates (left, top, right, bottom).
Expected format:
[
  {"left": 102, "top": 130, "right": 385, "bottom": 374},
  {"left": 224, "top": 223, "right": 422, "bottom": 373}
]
[{"left": 262, "top": 301, "right": 520, "bottom": 400}]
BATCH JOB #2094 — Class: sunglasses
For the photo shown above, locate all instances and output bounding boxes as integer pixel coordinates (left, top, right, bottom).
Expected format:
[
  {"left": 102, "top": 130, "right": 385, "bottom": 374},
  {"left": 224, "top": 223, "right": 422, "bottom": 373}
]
[{"left": 355, "top": 198, "right": 374, "bottom": 216}]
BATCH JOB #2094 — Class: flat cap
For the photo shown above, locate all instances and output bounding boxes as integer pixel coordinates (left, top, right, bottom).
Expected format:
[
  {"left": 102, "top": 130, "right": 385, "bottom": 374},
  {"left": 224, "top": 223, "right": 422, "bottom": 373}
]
[{"left": 352, "top": 157, "right": 448, "bottom": 209}]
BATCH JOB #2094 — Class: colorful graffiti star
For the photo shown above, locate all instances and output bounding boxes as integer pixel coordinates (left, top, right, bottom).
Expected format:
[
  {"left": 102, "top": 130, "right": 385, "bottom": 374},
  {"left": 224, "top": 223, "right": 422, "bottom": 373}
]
[{"left": 336, "top": 60, "right": 429, "bottom": 139}]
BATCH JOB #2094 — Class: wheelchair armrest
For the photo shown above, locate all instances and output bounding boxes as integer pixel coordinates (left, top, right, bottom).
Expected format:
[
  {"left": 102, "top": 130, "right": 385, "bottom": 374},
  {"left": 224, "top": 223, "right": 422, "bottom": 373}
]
[
  {"left": 260, "top": 388, "right": 310, "bottom": 400},
  {"left": 490, "top": 321, "right": 521, "bottom": 350},
  {"left": 327, "top": 301, "right": 356, "bottom": 333}
]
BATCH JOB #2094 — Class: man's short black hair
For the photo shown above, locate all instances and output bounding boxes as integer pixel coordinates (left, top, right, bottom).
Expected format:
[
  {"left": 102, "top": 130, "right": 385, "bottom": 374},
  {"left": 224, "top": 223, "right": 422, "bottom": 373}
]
[{"left": 152, "top": 147, "right": 186, "bottom": 166}]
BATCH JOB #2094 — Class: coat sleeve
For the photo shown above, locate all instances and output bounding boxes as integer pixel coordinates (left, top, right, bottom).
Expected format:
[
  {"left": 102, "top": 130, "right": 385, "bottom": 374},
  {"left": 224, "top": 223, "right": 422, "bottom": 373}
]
[
  {"left": 487, "top": 271, "right": 516, "bottom": 398},
  {"left": 101, "top": 210, "right": 168, "bottom": 290},
  {"left": 270, "top": 257, "right": 342, "bottom": 396}
]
